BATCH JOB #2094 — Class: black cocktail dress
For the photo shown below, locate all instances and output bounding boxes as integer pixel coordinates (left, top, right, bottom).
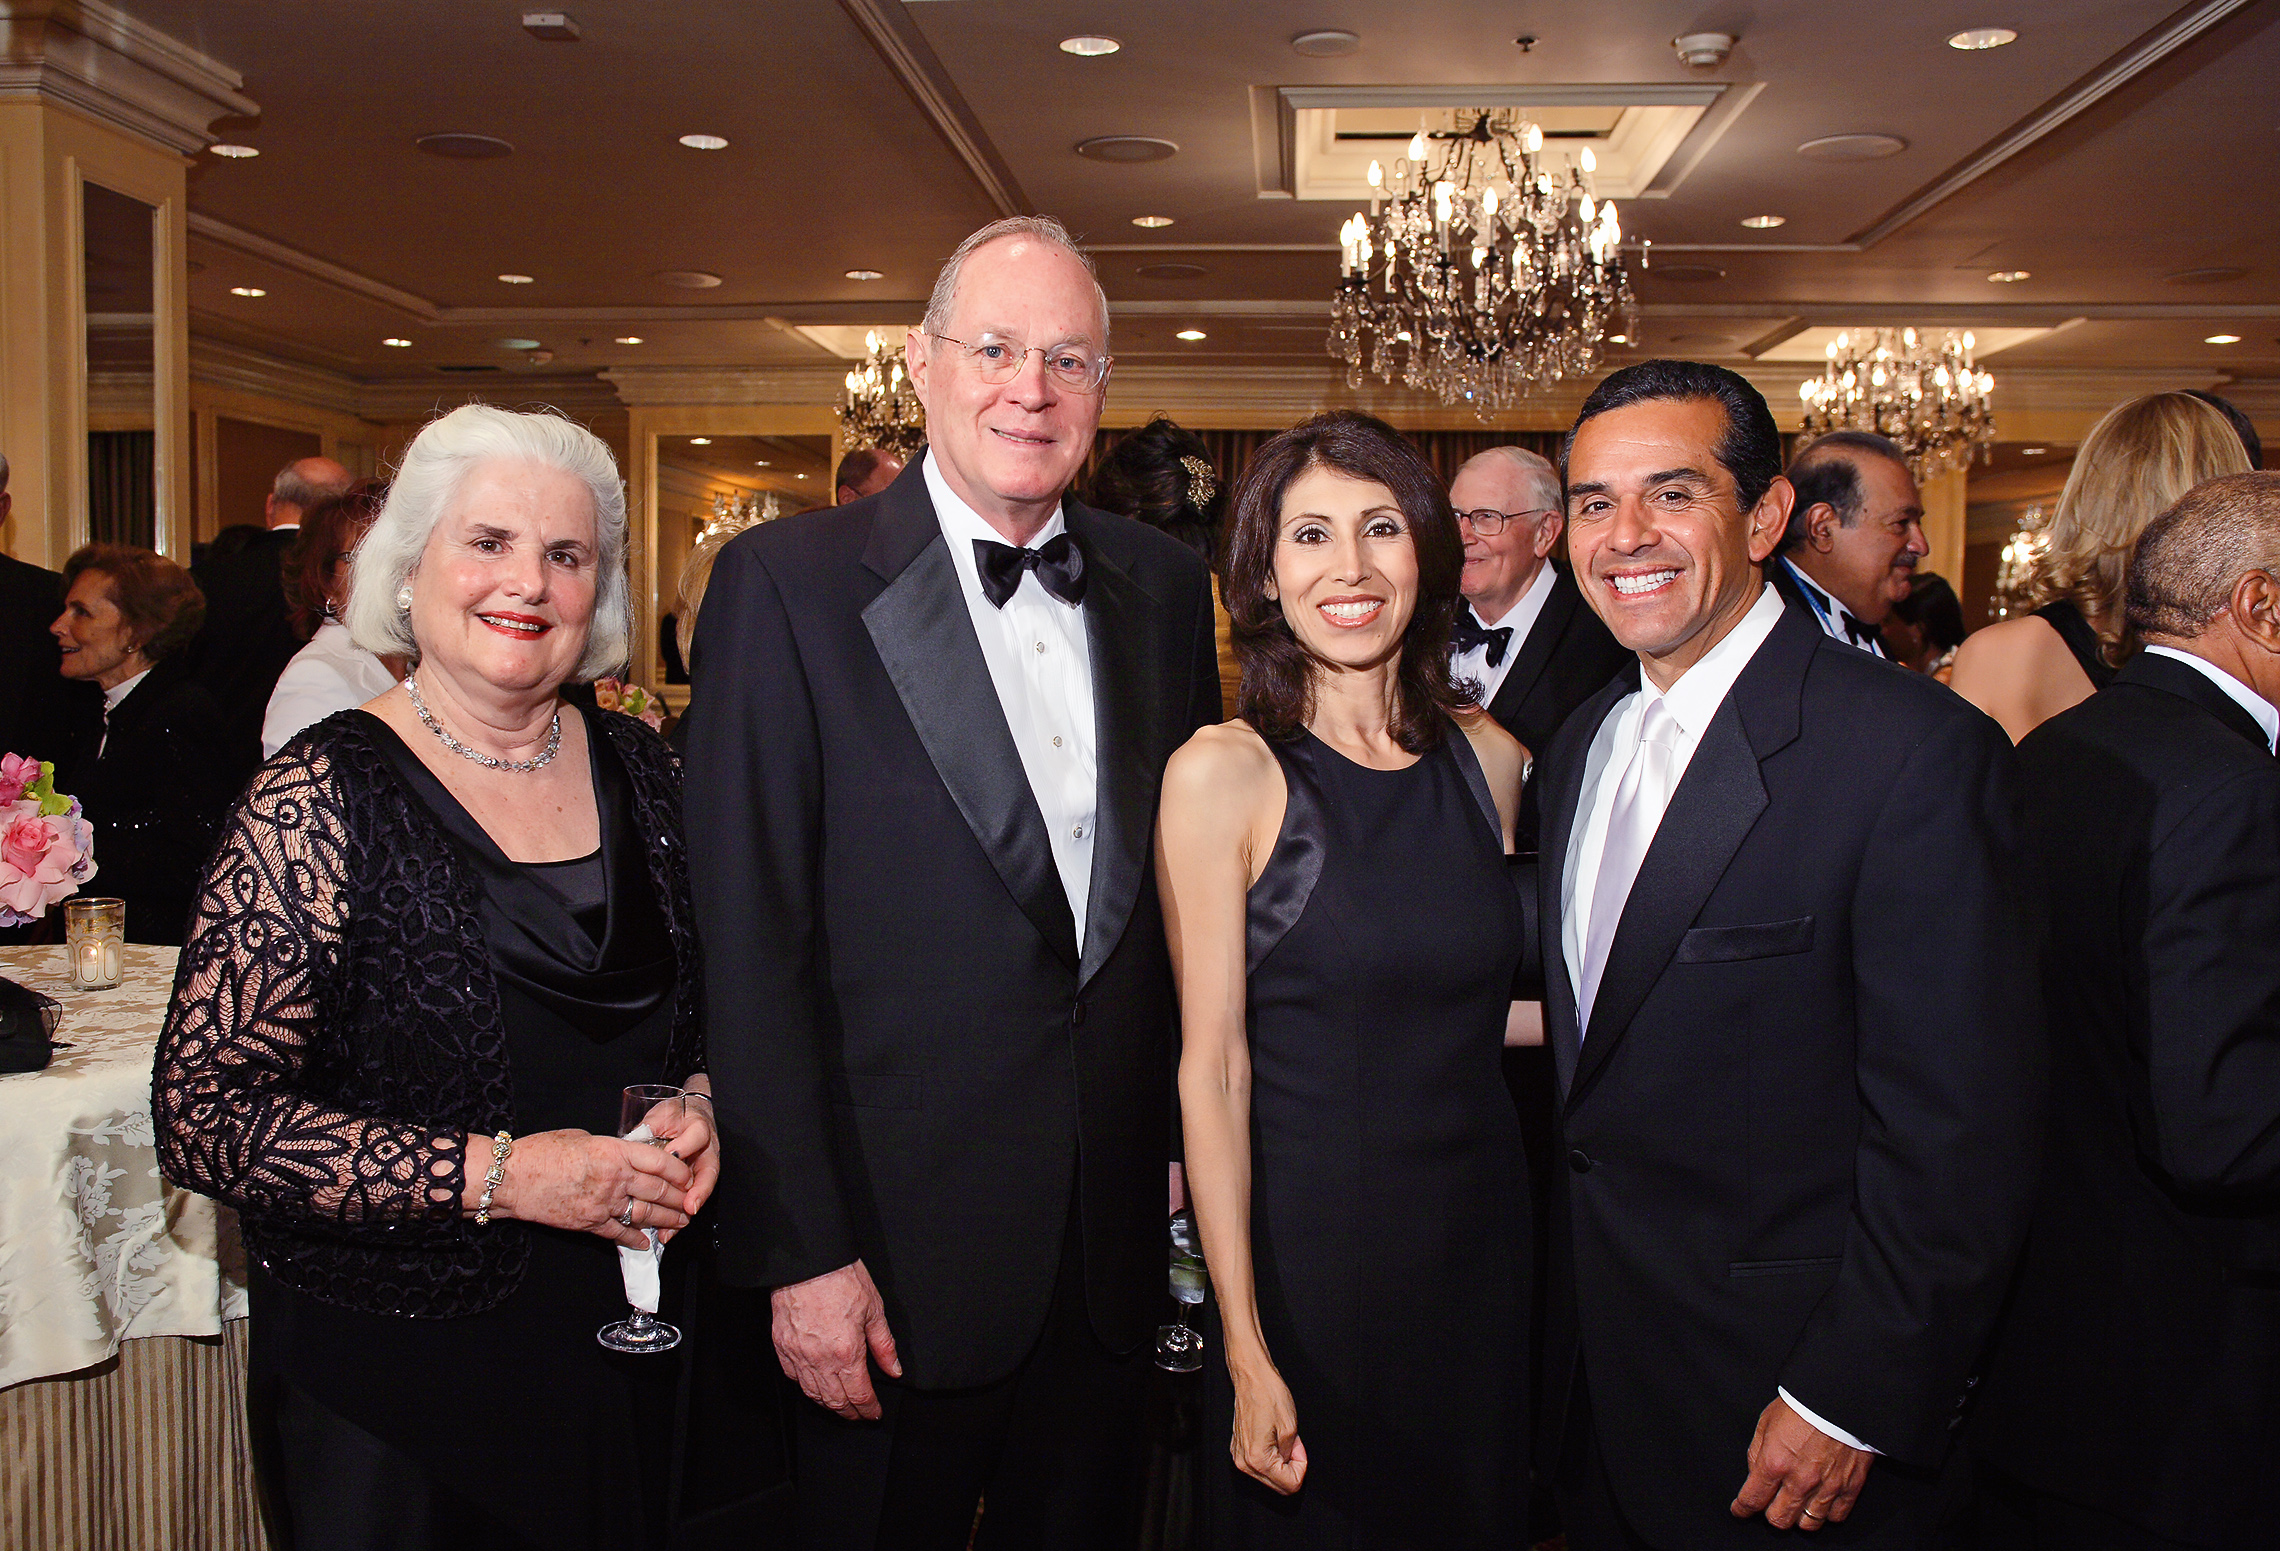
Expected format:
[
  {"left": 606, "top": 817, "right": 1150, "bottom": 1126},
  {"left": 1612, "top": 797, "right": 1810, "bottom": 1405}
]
[
  {"left": 1204, "top": 727, "right": 1529, "bottom": 1549},
  {"left": 246, "top": 714, "right": 685, "bottom": 1551}
]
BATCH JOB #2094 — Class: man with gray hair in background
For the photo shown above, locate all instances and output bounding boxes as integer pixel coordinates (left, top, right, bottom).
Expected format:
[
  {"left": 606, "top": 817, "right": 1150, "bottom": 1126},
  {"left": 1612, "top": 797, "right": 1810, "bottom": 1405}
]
[
  {"left": 1448, "top": 445, "right": 1632, "bottom": 761},
  {"left": 688, "top": 217, "right": 1220, "bottom": 1547},
  {"left": 1974, "top": 470, "right": 2280, "bottom": 1550}
]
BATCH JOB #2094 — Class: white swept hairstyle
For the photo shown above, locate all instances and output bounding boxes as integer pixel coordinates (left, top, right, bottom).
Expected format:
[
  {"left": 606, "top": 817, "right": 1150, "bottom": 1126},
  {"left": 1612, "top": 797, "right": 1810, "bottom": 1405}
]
[{"left": 344, "top": 403, "right": 632, "bottom": 682}]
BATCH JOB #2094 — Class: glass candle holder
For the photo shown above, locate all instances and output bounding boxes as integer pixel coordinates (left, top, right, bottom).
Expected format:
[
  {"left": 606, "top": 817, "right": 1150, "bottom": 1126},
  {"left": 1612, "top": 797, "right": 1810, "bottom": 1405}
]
[{"left": 64, "top": 897, "right": 125, "bottom": 990}]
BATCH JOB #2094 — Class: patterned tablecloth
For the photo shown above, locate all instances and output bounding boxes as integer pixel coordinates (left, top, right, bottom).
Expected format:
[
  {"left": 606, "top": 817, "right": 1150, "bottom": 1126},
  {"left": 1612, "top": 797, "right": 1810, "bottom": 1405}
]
[{"left": 0, "top": 943, "right": 247, "bottom": 1391}]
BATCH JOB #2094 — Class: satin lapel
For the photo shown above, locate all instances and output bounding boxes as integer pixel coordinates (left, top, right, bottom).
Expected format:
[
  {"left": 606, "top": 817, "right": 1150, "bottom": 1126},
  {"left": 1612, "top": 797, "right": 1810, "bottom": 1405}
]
[
  {"left": 1444, "top": 721, "right": 1502, "bottom": 845},
  {"left": 1489, "top": 568, "right": 1577, "bottom": 726},
  {"left": 1537, "top": 669, "right": 1635, "bottom": 1097},
  {"left": 1073, "top": 516, "right": 1164, "bottom": 985},
  {"left": 1565, "top": 610, "right": 1814, "bottom": 1108},
  {"left": 860, "top": 485, "right": 1080, "bottom": 970}
]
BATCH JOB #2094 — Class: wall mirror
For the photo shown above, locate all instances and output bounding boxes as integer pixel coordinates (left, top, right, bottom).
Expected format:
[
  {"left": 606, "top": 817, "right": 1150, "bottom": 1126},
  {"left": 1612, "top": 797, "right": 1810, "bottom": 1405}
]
[
  {"left": 628, "top": 406, "right": 843, "bottom": 703},
  {"left": 82, "top": 181, "right": 159, "bottom": 548}
]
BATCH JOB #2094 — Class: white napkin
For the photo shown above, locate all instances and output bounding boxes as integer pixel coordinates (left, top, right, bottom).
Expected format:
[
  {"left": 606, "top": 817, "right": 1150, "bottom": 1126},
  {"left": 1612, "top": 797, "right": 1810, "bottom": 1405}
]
[{"left": 617, "top": 1121, "right": 663, "bottom": 1312}]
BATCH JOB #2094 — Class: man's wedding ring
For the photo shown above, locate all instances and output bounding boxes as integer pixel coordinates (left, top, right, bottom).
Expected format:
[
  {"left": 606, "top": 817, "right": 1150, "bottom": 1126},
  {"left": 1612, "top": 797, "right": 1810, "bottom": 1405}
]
[
  {"left": 620, "top": 1200, "right": 635, "bottom": 1228},
  {"left": 1801, "top": 1508, "right": 1825, "bottom": 1522}
]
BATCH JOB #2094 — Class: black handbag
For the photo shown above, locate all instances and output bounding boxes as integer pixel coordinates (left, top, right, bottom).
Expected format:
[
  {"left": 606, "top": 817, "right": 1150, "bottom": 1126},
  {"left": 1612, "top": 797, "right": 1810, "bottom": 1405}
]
[{"left": 0, "top": 975, "right": 63, "bottom": 1073}]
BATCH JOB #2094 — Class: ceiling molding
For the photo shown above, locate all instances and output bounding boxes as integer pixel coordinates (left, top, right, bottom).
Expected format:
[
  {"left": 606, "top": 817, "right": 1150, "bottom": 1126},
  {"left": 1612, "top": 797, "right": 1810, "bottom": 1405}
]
[
  {"left": 835, "top": 0, "right": 1029, "bottom": 217},
  {"left": 603, "top": 365, "right": 850, "bottom": 407},
  {"left": 1642, "top": 82, "right": 1766, "bottom": 198},
  {"left": 190, "top": 336, "right": 364, "bottom": 418},
  {"left": 191, "top": 334, "right": 624, "bottom": 423},
  {"left": 1847, "top": 0, "right": 2258, "bottom": 249},
  {"left": 189, "top": 212, "right": 440, "bottom": 319},
  {"left": 0, "top": 0, "right": 258, "bottom": 156}
]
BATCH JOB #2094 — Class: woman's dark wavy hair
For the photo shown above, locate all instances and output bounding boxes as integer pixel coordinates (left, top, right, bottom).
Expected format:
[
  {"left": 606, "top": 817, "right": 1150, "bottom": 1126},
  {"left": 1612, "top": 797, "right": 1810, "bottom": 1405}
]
[
  {"left": 62, "top": 543, "right": 205, "bottom": 662},
  {"left": 1222, "top": 411, "right": 1471, "bottom": 752},
  {"left": 1085, "top": 416, "right": 1224, "bottom": 565},
  {"left": 287, "top": 477, "right": 388, "bottom": 639}
]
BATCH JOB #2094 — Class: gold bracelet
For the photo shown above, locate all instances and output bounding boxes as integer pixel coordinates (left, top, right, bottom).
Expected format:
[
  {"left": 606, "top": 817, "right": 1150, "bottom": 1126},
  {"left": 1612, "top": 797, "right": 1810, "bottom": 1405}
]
[{"left": 474, "top": 1130, "right": 513, "bottom": 1226}]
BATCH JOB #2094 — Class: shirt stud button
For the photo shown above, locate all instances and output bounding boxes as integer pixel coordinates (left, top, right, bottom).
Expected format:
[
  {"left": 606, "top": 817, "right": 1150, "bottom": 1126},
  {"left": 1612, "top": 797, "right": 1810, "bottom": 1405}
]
[
  {"left": 1052, "top": 735, "right": 1063, "bottom": 748},
  {"left": 1034, "top": 641, "right": 1046, "bottom": 653}
]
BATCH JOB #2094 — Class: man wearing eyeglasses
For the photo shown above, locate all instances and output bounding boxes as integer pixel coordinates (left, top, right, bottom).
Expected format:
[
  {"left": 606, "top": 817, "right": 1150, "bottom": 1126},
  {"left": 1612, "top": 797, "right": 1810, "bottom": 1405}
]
[
  {"left": 687, "top": 216, "right": 1221, "bottom": 1548},
  {"left": 1450, "top": 446, "right": 1634, "bottom": 778}
]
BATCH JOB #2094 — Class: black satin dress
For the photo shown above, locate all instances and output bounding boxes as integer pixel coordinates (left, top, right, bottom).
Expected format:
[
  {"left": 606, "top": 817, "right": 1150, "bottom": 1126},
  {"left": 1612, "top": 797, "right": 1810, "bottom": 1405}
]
[
  {"left": 1203, "top": 728, "right": 1529, "bottom": 1550},
  {"left": 249, "top": 712, "right": 684, "bottom": 1551}
]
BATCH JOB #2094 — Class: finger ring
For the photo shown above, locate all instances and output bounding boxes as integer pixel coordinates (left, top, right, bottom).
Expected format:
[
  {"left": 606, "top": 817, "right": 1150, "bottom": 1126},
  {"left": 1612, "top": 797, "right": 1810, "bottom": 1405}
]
[
  {"left": 1802, "top": 1509, "right": 1825, "bottom": 1522},
  {"left": 620, "top": 1199, "right": 635, "bottom": 1227}
]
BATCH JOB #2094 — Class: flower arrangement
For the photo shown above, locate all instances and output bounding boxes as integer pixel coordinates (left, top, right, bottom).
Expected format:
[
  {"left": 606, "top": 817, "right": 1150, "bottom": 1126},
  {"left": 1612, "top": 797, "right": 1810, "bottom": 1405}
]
[
  {"left": 0, "top": 753, "right": 96, "bottom": 926},
  {"left": 592, "top": 677, "right": 666, "bottom": 733}
]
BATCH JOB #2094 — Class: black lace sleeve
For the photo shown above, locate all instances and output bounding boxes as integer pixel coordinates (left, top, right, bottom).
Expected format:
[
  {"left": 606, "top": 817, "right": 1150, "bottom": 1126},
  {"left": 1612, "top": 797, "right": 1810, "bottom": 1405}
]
[{"left": 154, "top": 740, "right": 466, "bottom": 1227}]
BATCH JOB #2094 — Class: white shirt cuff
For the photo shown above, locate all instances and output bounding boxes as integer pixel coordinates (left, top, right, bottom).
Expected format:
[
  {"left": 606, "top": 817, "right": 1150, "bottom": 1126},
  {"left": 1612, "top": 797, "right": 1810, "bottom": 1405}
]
[{"left": 1778, "top": 1388, "right": 1881, "bottom": 1456}]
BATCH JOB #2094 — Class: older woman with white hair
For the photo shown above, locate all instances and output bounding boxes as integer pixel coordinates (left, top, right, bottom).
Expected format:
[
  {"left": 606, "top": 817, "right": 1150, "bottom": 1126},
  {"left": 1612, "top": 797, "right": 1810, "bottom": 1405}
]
[{"left": 156, "top": 404, "right": 716, "bottom": 1551}]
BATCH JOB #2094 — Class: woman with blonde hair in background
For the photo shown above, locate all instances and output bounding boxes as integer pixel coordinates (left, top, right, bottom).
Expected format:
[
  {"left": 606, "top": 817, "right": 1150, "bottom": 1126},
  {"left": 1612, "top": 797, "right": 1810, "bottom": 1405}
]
[{"left": 1950, "top": 392, "right": 2251, "bottom": 740}]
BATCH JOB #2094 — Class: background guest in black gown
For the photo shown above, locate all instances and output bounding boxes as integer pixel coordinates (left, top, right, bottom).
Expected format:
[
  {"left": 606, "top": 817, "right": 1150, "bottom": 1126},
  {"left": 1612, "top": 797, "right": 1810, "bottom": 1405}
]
[
  {"left": 1951, "top": 392, "right": 2248, "bottom": 740},
  {"left": 1158, "top": 411, "right": 1533, "bottom": 1547},
  {"left": 0, "top": 452, "right": 84, "bottom": 768},
  {"left": 50, "top": 544, "right": 239, "bottom": 944},
  {"left": 1972, "top": 472, "right": 2280, "bottom": 1550},
  {"left": 155, "top": 404, "right": 717, "bottom": 1551}
]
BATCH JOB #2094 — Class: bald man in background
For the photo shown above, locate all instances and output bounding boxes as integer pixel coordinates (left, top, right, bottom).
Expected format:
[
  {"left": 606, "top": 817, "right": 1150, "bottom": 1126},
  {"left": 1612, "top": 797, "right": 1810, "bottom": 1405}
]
[
  {"left": 835, "top": 447, "right": 905, "bottom": 507},
  {"left": 188, "top": 454, "right": 352, "bottom": 782}
]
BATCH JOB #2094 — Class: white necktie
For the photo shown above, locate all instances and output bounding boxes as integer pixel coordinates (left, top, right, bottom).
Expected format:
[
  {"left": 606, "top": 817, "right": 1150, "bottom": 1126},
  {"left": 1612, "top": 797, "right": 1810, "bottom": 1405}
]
[{"left": 1579, "top": 698, "right": 1680, "bottom": 1036}]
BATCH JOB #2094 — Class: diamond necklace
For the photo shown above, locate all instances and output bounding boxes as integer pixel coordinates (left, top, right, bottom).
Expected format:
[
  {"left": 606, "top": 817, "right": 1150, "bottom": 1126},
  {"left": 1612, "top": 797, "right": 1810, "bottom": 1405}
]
[{"left": 403, "top": 672, "right": 561, "bottom": 772}]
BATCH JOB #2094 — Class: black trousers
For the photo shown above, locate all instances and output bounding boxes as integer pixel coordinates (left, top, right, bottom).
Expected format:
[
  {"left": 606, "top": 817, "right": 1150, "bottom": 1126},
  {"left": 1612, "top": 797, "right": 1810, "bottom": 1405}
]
[
  {"left": 792, "top": 1201, "right": 1150, "bottom": 1551},
  {"left": 1553, "top": 1367, "right": 1662, "bottom": 1551},
  {"left": 1971, "top": 1464, "right": 2214, "bottom": 1551}
]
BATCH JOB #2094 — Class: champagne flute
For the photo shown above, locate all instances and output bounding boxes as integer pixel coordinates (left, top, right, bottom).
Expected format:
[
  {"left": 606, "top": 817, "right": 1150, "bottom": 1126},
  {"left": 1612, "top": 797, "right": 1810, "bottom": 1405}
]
[
  {"left": 1156, "top": 1208, "right": 1207, "bottom": 1373},
  {"left": 597, "top": 1083, "right": 684, "bottom": 1354}
]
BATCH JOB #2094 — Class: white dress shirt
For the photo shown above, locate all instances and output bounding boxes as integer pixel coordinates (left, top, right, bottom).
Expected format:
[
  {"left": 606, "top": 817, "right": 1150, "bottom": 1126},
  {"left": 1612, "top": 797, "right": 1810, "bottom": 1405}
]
[
  {"left": 1451, "top": 560, "right": 1559, "bottom": 705},
  {"left": 263, "top": 618, "right": 401, "bottom": 758},
  {"left": 1559, "top": 579, "right": 1879, "bottom": 1457},
  {"left": 1777, "top": 555, "right": 1887, "bottom": 659},
  {"left": 97, "top": 668, "right": 152, "bottom": 759},
  {"left": 2144, "top": 644, "right": 2280, "bottom": 752},
  {"left": 923, "top": 452, "right": 1099, "bottom": 946}
]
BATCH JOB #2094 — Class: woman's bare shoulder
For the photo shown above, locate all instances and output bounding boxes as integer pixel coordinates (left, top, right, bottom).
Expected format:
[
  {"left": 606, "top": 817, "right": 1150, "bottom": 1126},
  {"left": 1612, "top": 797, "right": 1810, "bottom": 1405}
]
[
  {"left": 1453, "top": 706, "right": 1527, "bottom": 785},
  {"left": 1952, "top": 613, "right": 2073, "bottom": 674},
  {"left": 1165, "top": 719, "right": 1278, "bottom": 800}
]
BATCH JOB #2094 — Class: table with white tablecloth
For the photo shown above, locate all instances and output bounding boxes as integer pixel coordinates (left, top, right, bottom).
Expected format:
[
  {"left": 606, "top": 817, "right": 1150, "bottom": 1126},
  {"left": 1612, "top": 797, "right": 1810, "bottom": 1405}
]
[{"left": 0, "top": 943, "right": 268, "bottom": 1549}]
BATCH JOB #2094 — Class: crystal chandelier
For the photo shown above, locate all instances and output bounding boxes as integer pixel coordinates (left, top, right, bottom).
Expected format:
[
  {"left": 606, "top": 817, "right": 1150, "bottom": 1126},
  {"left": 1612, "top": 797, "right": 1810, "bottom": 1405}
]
[
  {"left": 1989, "top": 502, "right": 2049, "bottom": 621},
  {"left": 837, "top": 331, "right": 926, "bottom": 458},
  {"left": 1328, "top": 109, "right": 1636, "bottom": 413},
  {"left": 1798, "top": 328, "right": 1996, "bottom": 482},
  {"left": 701, "top": 487, "right": 782, "bottom": 541}
]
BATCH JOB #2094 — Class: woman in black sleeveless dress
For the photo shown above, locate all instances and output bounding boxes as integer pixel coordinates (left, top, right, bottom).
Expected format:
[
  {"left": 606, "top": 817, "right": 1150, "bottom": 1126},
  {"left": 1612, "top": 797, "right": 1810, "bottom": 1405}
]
[{"left": 1158, "top": 412, "right": 1532, "bottom": 1548}]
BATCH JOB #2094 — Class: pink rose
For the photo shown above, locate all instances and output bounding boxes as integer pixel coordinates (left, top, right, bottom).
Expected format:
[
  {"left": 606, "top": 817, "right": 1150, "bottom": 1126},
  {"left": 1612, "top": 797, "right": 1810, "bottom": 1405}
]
[
  {"left": 2, "top": 813, "right": 52, "bottom": 875},
  {"left": 0, "top": 752, "right": 38, "bottom": 807}
]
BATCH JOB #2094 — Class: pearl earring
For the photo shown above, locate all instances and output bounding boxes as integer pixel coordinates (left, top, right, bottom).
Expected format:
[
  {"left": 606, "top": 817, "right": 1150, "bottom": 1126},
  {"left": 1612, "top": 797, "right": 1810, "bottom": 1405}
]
[{"left": 396, "top": 583, "right": 414, "bottom": 612}]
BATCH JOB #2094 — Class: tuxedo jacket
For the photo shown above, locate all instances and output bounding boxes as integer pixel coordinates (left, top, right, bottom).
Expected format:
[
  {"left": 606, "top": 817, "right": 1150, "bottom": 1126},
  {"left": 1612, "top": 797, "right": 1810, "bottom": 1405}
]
[
  {"left": 54, "top": 655, "right": 244, "bottom": 944},
  {"left": 187, "top": 528, "right": 304, "bottom": 790},
  {"left": 1480, "top": 564, "right": 1634, "bottom": 761},
  {"left": 0, "top": 552, "right": 87, "bottom": 766},
  {"left": 1973, "top": 652, "right": 2280, "bottom": 1548},
  {"left": 1523, "top": 605, "right": 2044, "bottom": 1546},
  {"left": 684, "top": 462, "right": 1221, "bottom": 1388}
]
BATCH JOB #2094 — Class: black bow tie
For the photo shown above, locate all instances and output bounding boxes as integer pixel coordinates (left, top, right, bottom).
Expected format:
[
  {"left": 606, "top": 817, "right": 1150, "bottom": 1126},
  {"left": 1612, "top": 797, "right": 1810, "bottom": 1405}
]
[
  {"left": 1451, "top": 605, "right": 1514, "bottom": 668},
  {"left": 1838, "top": 610, "right": 1884, "bottom": 653},
  {"left": 975, "top": 534, "right": 1086, "bottom": 609}
]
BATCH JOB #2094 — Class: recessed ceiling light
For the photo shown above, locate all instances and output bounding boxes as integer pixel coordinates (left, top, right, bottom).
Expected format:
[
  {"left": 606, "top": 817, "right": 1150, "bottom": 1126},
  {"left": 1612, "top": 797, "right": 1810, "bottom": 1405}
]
[
  {"left": 498, "top": 273, "right": 535, "bottom": 284},
  {"left": 229, "top": 286, "right": 265, "bottom": 297},
  {"left": 2165, "top": 267, "right": 2248, "bottom": 285},
  {"left": 796, "top": 472, "right": 807, "bottom": 479},
  {"left": 1797, "top": 133, "right": 1908, "bottom": 162},
  {"left": 1058, "top": 36, "right": 1120, "bottom": 56},
  {"left": 1291, "top": 30, "right": 1360, "bottom": 57},
  {"left": 844, "top": 268, "right": 883, "bottom": 281},
  {"left": 655, "top": 270, "right": 722, "bottom": 289},
  {"left": 1075, "top": 135, "right": 1179, "bottom": 163},
  {"left": 210, "top": 143, "right": 259, "bottom": 159},
  {"left": 1136, "top": 262, "right": 1208, "bottom": 280},
  {"left": 2207, "top": 334, "right": 2243, "bottom": 344},
  {"left": 2021, "top": 447, "right": 2048, "bottom": 455},
  {"left": 688, "top": 437, "right": 712, "bottom": 445},
  {"left": 754, "top": 460, "right": 771, "bottom": 467},
  {"left": 1988, "top": 269, "right": 2031, "bottom": 282},
  {"left": 1131, "top": 215, "right": 1175, "bottom": 229},
  {"left": 1739, "top": 214, "right": 1786, "bottom": 229},
  {"left": 1947, "top": 27, "right": 2018, "bottom": 50},
  {"left": 497, "top": 337, "right": 543, "bottom": 351},
  {"left": 678, "top": 134, "right": 729, "bottom": 150},
  {"left": 1607, "top": 334, "right": 1629, "bottom": 344},
  {"left": 1175, "top": 328, "right": 1207, "bottom": 341},
  {"left": 383, "top": 337, "right": 412, "bottom": 347},
  {"left": 615, "top": 336, "right": 643, "bottom": 345}
]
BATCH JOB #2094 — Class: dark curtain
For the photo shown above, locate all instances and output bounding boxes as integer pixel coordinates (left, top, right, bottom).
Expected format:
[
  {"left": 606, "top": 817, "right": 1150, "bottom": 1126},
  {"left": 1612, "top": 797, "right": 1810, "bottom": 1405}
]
[{"left": 87, "top": 430, "right": 155, "bottom": 548}]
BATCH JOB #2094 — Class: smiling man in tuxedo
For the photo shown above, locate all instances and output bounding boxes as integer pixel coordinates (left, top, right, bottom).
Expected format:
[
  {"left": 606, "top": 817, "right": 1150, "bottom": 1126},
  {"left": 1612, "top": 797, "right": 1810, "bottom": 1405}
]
[
  {"left": 686, "top": 216, "right": 1221, "bottom": 1548},
  {"left": 1525, "top": 360, "right": 2043, "bottom": 1548},
  {"left": 1449, "top": 445, "right": 1632, "bottom": 759}
]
